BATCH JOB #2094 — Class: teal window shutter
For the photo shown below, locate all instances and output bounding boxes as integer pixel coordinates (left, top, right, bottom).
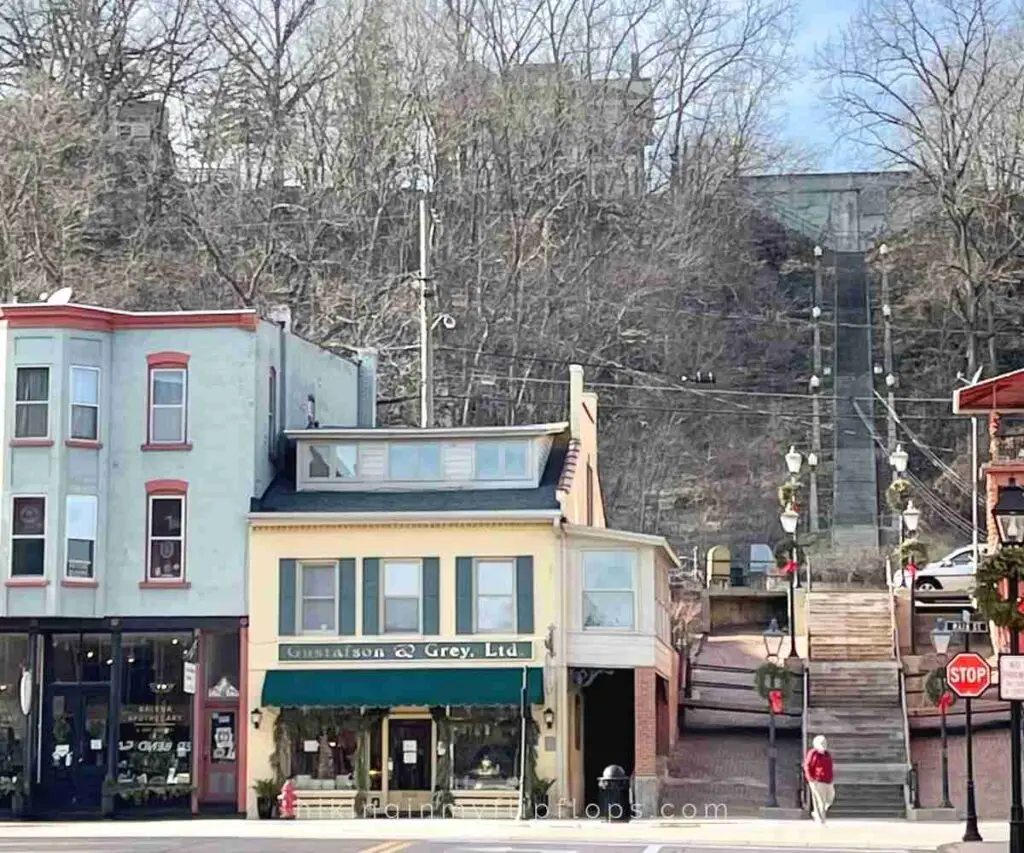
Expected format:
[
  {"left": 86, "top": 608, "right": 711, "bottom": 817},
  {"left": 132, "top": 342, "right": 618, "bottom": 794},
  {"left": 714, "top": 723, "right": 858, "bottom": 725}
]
[
  {"left": 363, "top": 558, "right": 380, "bottom": 635},
  {"left": 338, "top": 559, "right": 356, "bottom": 635},
  {"left": 516, "top": 556, "right": 535, "bottom": 634},
  {"left": 455, "top": 557, "right": 474, "bottom": 634},
  {"left": 279, "top": 559, "right": 296, "bottom": 636},
  {"left": 422, "top": 557, "right": 440, "bottom": 635}
]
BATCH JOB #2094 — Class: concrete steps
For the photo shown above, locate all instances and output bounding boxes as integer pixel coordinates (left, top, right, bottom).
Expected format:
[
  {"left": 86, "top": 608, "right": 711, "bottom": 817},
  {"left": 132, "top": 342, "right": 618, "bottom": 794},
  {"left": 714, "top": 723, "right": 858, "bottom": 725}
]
[
  {"left": 829, "top": 784, "right": 905, "bottom": 817},
  {"left": 808, "top": 592, "right": 893, "bottom": 662},
  {"left": 808, "top": 662, "right": 900, "bottom": 703}
]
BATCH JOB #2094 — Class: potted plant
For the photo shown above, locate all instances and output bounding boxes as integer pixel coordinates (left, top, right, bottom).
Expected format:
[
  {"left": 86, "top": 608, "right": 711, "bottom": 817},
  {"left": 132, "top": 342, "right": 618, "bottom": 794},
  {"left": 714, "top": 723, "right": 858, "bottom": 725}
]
[
  {"left": 532, "top": 777, "right": 554, "bottom": 816},
  {"left": 253, "top": 778, "right": 278, "bottom": 819}
]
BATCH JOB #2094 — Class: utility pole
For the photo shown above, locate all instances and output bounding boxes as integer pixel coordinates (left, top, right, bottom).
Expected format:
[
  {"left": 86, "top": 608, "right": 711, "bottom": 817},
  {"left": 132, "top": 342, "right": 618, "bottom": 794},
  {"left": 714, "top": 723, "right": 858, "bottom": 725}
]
[
  {"left": 810, "top": 246, "right": 823, "bottom": 534},
  {"left": 879, "top": 244, "right": 896, "bottom": 453},
  {"left": 419, "top": 196, "right": 434, "bottom": 429}
]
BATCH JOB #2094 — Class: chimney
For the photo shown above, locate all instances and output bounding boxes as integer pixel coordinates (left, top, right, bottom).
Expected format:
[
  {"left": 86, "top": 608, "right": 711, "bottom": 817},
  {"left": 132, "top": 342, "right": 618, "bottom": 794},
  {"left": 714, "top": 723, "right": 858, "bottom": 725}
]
[
  {"left": 569, "top": 364, "right": 584, "bottom": 440},
  {"left": 268, "top": 304, "right": 292, "bottom": 334}
]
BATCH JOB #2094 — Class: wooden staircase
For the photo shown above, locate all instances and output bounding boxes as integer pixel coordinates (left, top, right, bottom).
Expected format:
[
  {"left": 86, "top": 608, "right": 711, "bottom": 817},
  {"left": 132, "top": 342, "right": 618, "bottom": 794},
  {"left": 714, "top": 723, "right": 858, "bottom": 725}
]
[{"left": 805, "top": 592, "right": 908, "bottom": 817}]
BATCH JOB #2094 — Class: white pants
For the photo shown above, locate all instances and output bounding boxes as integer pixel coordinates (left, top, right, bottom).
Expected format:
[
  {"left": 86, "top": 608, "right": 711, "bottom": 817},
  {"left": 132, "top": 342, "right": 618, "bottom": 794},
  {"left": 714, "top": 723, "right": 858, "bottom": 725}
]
[{"left": 808, "top": 781, "right": 835, "bottom": 820}]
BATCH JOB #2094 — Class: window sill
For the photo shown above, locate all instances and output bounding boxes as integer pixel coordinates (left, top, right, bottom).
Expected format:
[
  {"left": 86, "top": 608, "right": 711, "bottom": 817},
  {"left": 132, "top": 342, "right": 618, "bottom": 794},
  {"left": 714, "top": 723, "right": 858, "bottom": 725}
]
[
  {"left": 66, "top": 439, "right": 102, "bottom": 450},
  {"left": 9, "top": 439, "right": 54, "bottom": 448},
  {"left": 139, "top": 580, "right": 191, "bottom": 589},
  {"left": 61, "top": 578, "right": 99, "bottom": 588},
  {"left": 5, "top": 578, "right": 49, "bottom": 587},
  {"left": 141, "top": 442, "right": 193, "bottom": 452}
]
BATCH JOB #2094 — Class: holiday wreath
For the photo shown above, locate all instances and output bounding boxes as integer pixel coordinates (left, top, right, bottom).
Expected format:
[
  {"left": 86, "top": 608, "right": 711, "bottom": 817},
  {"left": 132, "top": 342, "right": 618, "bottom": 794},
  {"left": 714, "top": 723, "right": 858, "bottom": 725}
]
[{"left": 973, "top": 545, "right": 1024, "bottom": 632}]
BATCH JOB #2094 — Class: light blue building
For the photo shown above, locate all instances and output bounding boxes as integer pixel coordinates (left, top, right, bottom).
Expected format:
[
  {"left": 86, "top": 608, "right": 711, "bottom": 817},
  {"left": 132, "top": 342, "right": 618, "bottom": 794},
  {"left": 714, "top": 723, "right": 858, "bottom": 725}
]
[{"left": 0, "top": 300, "right": 374, "bottom": 819}]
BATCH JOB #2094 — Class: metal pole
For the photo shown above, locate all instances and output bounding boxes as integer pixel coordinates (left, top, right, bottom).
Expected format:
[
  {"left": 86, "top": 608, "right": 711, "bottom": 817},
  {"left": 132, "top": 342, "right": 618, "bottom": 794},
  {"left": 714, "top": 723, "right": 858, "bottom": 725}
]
[
  {"left": 881, "top": 248, "right": 896, "bottom": 456},
  {"left": 811, "top": 249, "right": 822, "bottom": 534},
  {"left": 767, "top": 704, "right": 778, "bottom": 807},
  {"left": 418, "top": 197, "right": 433, "bottom": 429},
  {"left": 788, "top": 551, "right": 799, "bottom": 659},
  {"left": 963, "top": 415, "right": 982, "bottom": 841},
  {"left": 1011, "top": 567, "right": 1024, "bottom": 853},
  {"left": 905, "top": 518, "right": 916, "bottom": 656},
  {"left": 940, "top": 703, "right": 952, "bottom": 809}
]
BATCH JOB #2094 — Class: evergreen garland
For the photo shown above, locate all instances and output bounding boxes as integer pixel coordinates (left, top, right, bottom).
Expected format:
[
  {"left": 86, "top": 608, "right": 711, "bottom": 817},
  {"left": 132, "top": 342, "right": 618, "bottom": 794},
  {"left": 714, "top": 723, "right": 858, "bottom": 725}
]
[
  {"left": 924, "top": 667, "right": 956, "bottom": 708},
  {"left": 773, "top": 540, "right": 805, "bottom": 569},
  {"left": 886, "top": 479, "right": 911, "bottom": 513},
  {"left": 974, "top": 546, "right": 1024, "bottom": 631},
  {"left": 754, "top": 661, "right": 794, "bottom": 699},
  {"left": 778, "top": 479, "right": 803, "bottom": 508},
  {"left": 895, "top": 539, "right": 929, "bottom": 568}
]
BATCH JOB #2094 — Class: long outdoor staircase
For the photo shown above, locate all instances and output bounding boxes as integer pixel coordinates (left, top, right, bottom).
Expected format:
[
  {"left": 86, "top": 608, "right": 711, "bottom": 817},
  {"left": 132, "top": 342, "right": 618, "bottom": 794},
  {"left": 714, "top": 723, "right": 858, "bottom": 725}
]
[{"left": 806, "top": 591, "right": 909, "bottom": 817}]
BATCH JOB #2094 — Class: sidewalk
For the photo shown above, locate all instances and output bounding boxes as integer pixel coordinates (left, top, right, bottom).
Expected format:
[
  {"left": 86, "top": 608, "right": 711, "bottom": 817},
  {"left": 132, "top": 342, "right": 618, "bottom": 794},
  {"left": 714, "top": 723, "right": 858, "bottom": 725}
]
[{"left": 0, "top": 818, "right": 1009, "bottom": 849}]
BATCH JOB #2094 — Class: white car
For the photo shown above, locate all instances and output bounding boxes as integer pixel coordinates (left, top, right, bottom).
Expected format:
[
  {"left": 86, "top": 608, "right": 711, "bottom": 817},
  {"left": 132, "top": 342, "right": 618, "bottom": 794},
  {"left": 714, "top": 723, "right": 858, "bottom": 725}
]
[{"left": 890, "top": 545, "right": 983, "bottom": 592}]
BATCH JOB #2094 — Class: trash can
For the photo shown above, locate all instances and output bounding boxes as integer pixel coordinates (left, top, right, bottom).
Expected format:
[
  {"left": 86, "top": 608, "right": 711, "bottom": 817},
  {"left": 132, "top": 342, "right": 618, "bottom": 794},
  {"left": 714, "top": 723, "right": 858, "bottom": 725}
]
[{"left": 597, "top": 765, "right": 631, "bottom": 822}]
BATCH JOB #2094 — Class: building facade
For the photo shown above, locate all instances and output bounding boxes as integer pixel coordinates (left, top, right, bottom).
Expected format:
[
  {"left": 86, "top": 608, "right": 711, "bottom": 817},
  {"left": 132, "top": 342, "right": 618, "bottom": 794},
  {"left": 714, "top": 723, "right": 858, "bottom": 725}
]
[
  {"left": 0, "top": 301, "right": 374, "bottom": 818},
  {"left": 244, "top": 366, "right": 679, "bottom": 818}
]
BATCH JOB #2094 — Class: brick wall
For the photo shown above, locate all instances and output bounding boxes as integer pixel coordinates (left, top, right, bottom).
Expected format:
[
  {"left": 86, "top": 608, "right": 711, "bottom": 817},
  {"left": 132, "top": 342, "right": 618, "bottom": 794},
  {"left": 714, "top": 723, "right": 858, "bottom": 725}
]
[
  {"left": 911, "top": 728, "right": 1010, "bottom": 819},
  {"left": 669, "top": 651, "right": 680, "bottom": 749},
  {"left": 635, "top": 667, "right": 657, "bottom": 776}
]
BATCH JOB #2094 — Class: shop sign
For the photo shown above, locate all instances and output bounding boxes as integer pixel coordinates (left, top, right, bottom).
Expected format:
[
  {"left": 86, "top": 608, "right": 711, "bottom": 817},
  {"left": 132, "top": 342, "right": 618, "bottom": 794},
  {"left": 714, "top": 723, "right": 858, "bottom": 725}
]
[
  {"left": 183, "top": 661, "right": 196, "bottom": 695},
  {"left": 211, "top": 711, "right": 236, "bottom": 762},
  {"left": 278, "top": 641, "right": 533, "bottom": 662},
  {"left": 121, "top": 704, "right": 187, "bottom": 725}
]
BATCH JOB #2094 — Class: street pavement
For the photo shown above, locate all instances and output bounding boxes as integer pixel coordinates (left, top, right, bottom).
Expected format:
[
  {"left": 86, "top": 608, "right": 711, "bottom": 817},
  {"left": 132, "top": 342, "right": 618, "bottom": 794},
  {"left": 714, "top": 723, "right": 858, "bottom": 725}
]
[
  {"left": 0, "top": 840, "right": 978, "bottom": 853},
  {"left": 0, "top": 821, "right": 1009, "bottom": 853}
]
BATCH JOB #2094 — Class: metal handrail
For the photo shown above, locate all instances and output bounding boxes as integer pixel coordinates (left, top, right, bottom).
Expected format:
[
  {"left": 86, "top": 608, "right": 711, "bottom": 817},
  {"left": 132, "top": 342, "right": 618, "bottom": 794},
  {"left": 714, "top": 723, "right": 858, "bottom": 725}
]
[
  {"left": 890, "top": 584, "right": 914, "bottom": 814},
  {"left": 801, "top": 662, "right": 810, "bottom": 816}
]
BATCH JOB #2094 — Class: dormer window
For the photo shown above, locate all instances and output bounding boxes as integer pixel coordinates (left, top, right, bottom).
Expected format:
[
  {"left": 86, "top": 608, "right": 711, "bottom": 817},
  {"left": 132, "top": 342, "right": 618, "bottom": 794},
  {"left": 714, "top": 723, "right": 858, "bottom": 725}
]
[
  {"left": 388, "top": 443, "right": 441, "bottom": 480},
  {"left": 476, "top": 441, "right": 529, "bottom": 479},
  {"left": 308, "top": 444, "right": 357, "bottom": 479}
]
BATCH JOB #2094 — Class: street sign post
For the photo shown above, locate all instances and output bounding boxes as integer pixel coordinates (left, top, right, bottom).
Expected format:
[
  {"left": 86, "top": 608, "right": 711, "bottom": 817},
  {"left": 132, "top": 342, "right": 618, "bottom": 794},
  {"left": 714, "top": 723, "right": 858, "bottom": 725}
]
[
  {"left": 1000, "top": 655, "right": 1024, "bottom": 702},
  {"left": 946, "top": 651, "right": 992, "bottom": 699},
  {"left": 939, "top": 619, "right": 990, "bottom": 634}
]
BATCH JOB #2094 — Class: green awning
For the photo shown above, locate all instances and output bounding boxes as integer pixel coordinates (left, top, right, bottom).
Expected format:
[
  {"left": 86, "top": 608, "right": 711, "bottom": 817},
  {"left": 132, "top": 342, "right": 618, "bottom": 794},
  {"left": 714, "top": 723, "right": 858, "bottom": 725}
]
[{"left": 262, "top": 667, "right": 544, "bottom": 708}]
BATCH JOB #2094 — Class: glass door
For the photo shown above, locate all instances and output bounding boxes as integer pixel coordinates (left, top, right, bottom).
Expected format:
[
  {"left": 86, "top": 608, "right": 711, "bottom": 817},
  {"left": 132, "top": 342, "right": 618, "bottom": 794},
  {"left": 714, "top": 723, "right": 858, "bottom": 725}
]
[
  {"left": 387, "top": 719, "right": 431, "bottom": 791},
  {"left": 44, "top": 689, "right": 108, "bottom": 812},
  {"left": 202, "top": 708, "right": 237, "bottom": 804}
]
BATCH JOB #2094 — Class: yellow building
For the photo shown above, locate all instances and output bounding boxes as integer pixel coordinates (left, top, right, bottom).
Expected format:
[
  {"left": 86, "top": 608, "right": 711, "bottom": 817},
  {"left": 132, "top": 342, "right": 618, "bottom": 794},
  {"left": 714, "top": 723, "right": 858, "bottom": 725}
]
[{"left": 244, "top": 366, "right": 679, "bottom": 818}]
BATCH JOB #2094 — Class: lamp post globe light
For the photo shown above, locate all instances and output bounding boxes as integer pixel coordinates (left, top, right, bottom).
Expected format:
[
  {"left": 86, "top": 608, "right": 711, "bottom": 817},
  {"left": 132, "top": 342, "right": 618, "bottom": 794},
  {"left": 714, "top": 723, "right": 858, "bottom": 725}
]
[
  {"left": 779, "top": 503, "right": 800, "bottom": 659},
  {"left": 903, "top": 500, "right": 920, "bottom": 534},
  {"left": 889, "top": 443, "right": 909, "bottom": 475},
  {"left": 785, "top": 446, "right": 803, "bottom": 477},
  {"left": 901, "top": 498, "right": 922, "bottom": 655},
  {"left": 994, "top": 478, "right": 1024, "bottom": 853},
  {"left": 929, "top": 620, "right": 954, "bottom": 810},
  {"left": 763, "top": 618, "right": 785, "bottom": 659}
]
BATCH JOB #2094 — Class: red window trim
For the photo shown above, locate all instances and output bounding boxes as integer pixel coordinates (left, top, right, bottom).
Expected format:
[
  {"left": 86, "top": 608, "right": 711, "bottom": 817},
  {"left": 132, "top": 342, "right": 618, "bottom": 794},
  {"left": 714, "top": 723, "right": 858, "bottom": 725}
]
[
  {"left": 145, "top": 353, "right": 190, "bottom": 448},
  {"left": 61, "top": 578, "right": 99, "bottom": 588},
  {"left": 9, "top": 439, "right": 54, "bottom": 448},
  {"left": 66, "top": 439, "right": 102, "bottom": 450},
  {"left": 5, "top": 578, "right": 49, "bottom": 588},
  {"left": 143, "top": 480, "right": 188, "bottom": 588},
  {"left": 147, "top": 352, "right": 191, "bottom": 369}
]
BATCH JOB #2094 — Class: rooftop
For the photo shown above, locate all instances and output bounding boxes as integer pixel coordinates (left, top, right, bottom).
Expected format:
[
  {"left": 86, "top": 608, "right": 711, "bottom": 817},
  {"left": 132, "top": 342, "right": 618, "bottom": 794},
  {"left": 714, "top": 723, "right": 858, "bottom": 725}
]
[{"left": 0, "top": 302, "right": 258, "bottom": 332}]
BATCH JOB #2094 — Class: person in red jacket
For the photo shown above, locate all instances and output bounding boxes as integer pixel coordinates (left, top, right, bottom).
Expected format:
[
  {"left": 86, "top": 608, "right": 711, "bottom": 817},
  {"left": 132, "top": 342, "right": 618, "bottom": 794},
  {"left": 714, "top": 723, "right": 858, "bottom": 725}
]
[{"left": 804, "top": 735, "right": 835, "bottom": 823}]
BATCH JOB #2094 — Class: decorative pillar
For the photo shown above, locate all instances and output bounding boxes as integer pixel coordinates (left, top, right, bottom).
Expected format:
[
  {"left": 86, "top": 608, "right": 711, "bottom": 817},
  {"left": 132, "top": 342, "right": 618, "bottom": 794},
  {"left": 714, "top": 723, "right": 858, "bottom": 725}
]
[
  {"left": 633, "top": 667, "right": 658, "bottom": 817},
  {"left": 102, "top": 627, "right": 122, "bottom": 816},
  {"left": 237, "top": 620, "right": 249, "bottom": 815}
]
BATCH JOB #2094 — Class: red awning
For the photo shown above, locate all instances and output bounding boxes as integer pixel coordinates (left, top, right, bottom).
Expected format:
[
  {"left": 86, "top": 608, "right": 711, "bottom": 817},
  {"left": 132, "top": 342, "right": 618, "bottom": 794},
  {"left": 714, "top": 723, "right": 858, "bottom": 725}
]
[{"left": 954, "top": 368, "right": 1024, "bottom": 414}]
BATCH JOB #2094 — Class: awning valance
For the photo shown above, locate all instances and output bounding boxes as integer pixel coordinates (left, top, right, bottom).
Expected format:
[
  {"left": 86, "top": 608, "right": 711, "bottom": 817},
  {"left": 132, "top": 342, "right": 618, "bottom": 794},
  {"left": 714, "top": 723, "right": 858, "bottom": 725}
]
[{"left": 261, "top": 666, "right": 544, "bottom": 708}]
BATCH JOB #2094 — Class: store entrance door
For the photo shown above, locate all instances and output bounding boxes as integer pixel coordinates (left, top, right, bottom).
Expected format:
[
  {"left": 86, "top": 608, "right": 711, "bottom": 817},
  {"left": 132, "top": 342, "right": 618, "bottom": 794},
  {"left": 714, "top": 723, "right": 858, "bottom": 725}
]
[
  {"left": 200, "top": 707, "right": 238, "bottom": 806},
  {"left": 43, "top": 688, "right": 109, "bottom": 813},
  {"left": 388, "top": 719, "right": 432, "bottom": 792}
]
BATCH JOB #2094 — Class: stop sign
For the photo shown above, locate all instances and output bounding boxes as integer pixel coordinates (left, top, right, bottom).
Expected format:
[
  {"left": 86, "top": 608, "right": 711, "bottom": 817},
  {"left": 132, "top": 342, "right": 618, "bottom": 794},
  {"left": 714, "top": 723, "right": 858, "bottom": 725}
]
[{"left": 946, "top": 652, "right": 992, "bottom": 699}]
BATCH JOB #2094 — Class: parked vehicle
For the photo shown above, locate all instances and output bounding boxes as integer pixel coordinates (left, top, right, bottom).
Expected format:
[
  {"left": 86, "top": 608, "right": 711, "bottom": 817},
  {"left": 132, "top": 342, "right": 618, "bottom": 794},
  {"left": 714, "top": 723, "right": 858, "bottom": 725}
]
[{"left": 890, "top": 545, "right": 987, "bottom": 591}]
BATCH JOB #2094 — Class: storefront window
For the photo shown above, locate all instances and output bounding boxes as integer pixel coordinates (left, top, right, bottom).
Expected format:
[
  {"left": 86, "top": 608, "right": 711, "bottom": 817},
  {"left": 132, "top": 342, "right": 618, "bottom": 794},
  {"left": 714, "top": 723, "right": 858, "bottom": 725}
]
[
  {"left": 0, "top": 635, "right": 28, "bottom": 801},
  {"left": 450, "top": 710, "right": 521, "bottom": 790},
  {"left": 202, "top": 633, "right": 240, "bottom": 699},
  {"left": 51, "top": 634, "right": 113, "bottom": 683},
  {"left": 288, "top": 715, "right": 382, "bottom": 791},
  {"left": 118, "top": 633, "right": 193, "bottom": 787}
]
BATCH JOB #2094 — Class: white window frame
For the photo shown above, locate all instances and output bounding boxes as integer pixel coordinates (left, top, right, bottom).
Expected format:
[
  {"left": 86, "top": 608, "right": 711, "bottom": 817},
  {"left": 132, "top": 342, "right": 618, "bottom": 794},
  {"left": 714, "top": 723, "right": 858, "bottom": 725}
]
[
  {"left": 297, "top": 561, "right": 338, "bottom": 635},
  {"left": 474, "top": 558, "right": 517, "bottom": 633},
  {"left": 148, "top": 367, "right": 187, "bottom": 444},
  {"left": 581, "top": 550, "right": 637, "bottom": 630},
  {"left": 65, "top": 494, "right": 98, "bottom": 579},
  {"left": 382, "top": 559, "right": 422, "bottom": 634},
  {"left": 475, "top": 441, "right": 532, "bottom": 480},
  {"left": 387, "top": 443, "right": 441, "bottom": 481},
  {"left": 10, "top": 494, "right": 46, "bottom": 577},
  {"left": 69, "top": 366, "right": 100, "bottom": 441},
  {"left": 13, "top": 365, "right": 50, "bottom": 439},
  {"left": 147, "top": 494, "right": 185, "bottom": 581}
]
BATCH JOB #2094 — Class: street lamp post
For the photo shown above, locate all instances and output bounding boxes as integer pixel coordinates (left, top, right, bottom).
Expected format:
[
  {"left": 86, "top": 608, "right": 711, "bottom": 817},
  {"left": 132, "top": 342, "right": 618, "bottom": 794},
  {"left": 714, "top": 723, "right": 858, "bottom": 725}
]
[
  {"left": 890, "top": 444, "right": 915, "bottom": 651},
  {"left": 994, "top": 479, "right": 1024, "bottom": 853},
  {"left": 784, "top": 446, "right": 803, "bottom": 592},
  {"left": 903, "top": 500, "right": 921, "bottom": 655},
  {"left": 763, "top": 618, "right": 785, "bottom": 809},
  {"left": 780, "top": 503, "right": 800, "bottom": 659},
  {"left": 930, "top": 621, "right": 954, "bottom": 810}
]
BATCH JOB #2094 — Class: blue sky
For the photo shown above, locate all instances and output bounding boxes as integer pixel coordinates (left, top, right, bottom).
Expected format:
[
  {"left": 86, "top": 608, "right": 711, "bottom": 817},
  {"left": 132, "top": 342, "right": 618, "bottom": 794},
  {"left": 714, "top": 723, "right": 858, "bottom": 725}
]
[{"left": 778, "top": 0, "right": 867, "bottom": 171}]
